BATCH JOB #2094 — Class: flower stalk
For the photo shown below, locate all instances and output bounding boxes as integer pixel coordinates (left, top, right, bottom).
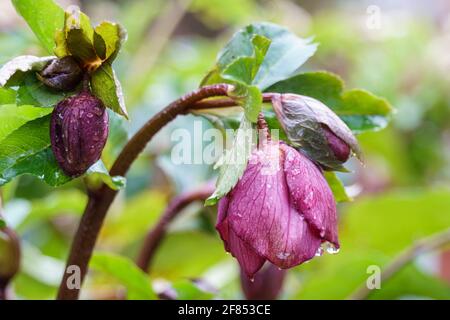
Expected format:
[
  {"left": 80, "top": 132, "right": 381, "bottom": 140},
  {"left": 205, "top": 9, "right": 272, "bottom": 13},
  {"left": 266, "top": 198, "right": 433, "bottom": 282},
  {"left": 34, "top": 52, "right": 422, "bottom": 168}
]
[{"left": 136, "top": 183, "right": 215, "bottom": 272}]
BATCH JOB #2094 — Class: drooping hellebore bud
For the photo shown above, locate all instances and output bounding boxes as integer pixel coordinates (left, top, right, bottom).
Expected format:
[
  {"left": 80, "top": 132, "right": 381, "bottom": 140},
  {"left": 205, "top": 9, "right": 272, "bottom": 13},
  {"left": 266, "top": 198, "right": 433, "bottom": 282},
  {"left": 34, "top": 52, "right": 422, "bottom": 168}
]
[
  {"left": 271, "top": 93, "right": 361, "bottom": 171},
  {"left": 50, "top": 90, "right": 109, "bottom": 177},
  {"left": 37, "top": 56, "right": 83, "bottom": 91},
  {"left": 240, "top": 264, "right": 286, "bottom": 300},
  {"left": 0, "top": 226, "right": 20, "bottom": 295},
  {"left": 216, "top": 138, "right": 339, "bottom": 278}
]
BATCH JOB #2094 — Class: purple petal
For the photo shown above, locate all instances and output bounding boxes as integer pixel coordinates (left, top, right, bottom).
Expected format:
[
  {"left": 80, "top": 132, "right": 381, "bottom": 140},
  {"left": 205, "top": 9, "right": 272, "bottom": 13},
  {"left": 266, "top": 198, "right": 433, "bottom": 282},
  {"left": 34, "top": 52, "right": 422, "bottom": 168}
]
[
  {"left": 281, "top": 144, "right": 339, "bottom": 247},
  {"left": 217, "top": 196, "right": 265, "bottom": 277},
  {"left": 226, "top": 142, "right": 322, "bottom": 269}
]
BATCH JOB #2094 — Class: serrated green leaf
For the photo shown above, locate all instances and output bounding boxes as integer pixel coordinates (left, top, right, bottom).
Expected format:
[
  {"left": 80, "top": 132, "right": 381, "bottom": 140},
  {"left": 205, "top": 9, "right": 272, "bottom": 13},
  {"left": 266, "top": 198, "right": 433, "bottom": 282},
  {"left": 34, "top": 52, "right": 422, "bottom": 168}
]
[
  {"left": 16, "top": 73, "right": 70, "bottom": 107},
  {"left": 12, "top": 0, "right": 65, "bottom": 54},
  {"left": 267, "top": 71, "right": 393, "bottom": 133},
  {"left": 0, "top": 55, "right": 54, "bottom": 87},
  {"left": 324, "top": 171, "right": 351, "bottom": 202},
  {"left": 220, "top": 34, "right": 271, "bottom": 86},
  {"left": 0, "top": 115, "right": 71, "bottom": 187},
  {"left": 206, "top": 116, "right": 254, "bottom": 205},
  {"left": 86, "top": 160, "right": 126, "bottom": 191},
  {"left": 0, "top": 104, "right": 52, "bottom": 143},
  {"left": 205, "top": 22, "right": 316, "bottom": 90},
  {"left": 90, "top": 252, "right": 156, "bottom": 300},
  {"left": 91, "top": 63, "right": 128, "bottom": 118}
]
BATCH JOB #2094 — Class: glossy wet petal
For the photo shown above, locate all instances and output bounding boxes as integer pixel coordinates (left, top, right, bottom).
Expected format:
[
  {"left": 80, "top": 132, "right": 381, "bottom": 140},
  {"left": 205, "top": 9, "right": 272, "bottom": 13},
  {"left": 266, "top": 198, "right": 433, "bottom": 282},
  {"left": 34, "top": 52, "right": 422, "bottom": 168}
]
[
  {"left": 281, "top": 144, "right": 339, "bottom": 247},
  {"left": 226, "top": 142, "right": 322, "bottom": 269}
]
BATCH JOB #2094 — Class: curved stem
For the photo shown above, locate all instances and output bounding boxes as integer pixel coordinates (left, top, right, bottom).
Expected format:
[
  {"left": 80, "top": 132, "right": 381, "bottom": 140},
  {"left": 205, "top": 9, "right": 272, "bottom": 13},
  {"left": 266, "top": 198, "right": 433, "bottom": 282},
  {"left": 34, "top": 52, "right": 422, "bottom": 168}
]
[
  {"left": 56, "top": 84, "right": 233, "bottom": 300},
  {"left": 136, "top": 183, "right": 215, "bottom": 272},
  {"left": 349, "top": 228, "right": 450, "bottom": 300},
  {"left": 189, "top": 93, "right": 275, "bottom": 111}
]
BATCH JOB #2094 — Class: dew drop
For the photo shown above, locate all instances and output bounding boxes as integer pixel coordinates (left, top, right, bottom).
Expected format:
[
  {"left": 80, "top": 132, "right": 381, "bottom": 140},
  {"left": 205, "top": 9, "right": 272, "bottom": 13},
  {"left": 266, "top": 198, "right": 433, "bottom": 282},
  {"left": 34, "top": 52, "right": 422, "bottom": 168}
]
[{"left": 315, "top": 246, "right": 324, "bottom": 257}]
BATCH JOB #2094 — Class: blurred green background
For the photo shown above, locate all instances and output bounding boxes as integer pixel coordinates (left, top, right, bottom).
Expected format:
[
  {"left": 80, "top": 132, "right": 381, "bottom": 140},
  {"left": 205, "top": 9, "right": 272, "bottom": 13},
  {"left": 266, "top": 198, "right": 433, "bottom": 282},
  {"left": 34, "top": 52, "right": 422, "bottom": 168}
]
[{"left": 1, "top": 0, "right": 450, "bottom": 299}]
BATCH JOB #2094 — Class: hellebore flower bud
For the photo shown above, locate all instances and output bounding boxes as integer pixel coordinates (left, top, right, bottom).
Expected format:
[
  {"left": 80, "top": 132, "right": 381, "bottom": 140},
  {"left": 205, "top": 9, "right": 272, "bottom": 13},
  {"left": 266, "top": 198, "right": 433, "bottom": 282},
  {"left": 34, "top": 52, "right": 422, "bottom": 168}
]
[
  {"left": 0, "top": 227, "right": 20, "bottom": 294},
  {"left": 240, "top": 264, "right": 286, "bottom": 300},
  {"left": 271, "top": 93, "right": 361, "bottom": 171},
  {"left": 322, "top": 125, "right": 351, "bottom": 162},
  {"left": 216, "top": 139, "right": 339, "bottom": 278},
  {"left": 50, "top": 90, "right": 109, "bottom": 177},
  {"left": 37, "top": 56, "right": 83, "bottom": 91}
]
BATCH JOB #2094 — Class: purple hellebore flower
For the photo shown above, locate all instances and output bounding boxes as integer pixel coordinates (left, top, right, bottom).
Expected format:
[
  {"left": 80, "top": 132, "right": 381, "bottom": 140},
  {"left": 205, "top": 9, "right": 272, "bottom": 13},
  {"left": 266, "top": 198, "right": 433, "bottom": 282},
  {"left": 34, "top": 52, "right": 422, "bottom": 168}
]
[{"left": 216, "top": 140, "right": 339, "bottom": 278}]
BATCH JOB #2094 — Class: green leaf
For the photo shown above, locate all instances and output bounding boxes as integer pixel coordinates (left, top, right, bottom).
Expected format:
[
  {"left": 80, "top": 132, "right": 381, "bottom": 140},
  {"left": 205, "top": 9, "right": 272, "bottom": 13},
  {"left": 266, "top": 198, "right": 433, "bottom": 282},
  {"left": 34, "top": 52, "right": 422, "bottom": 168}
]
[
  {"left": 266, "top": 71, "right": 393, "bottom": 133},
  {"left": 324, "top": 171, "right": 351, "bottom": 202},
  {"left": 0, "top": 147, "right": 71, "bottom": 187},
  {"left": 0, "top": 115, "right": 71, "bottom": 187},
  {"left": 0, "top": 55, "right": 54, "bottom": 87},
  {"left": 220, "top": 35, "right": 271, "bottom": 85},
  {"left": 0, "top": 88, "right": 17, "bottom": 105},
  {"left": 205, "top": 22, "right": 317, "bottom": 90},
  {"left": 85, "top": 160, "right": 126, "bottom": 191},
  {"left": 90, "top": 252, "right": 156, "bottom": 300},
  {"left": 0, "top": 218, "right": 6, "bottom": 228},
  {"left": 206, "top": 116, "right": 253, "bottom": 205},
  {"left": 91, "top": 63, "right": 128, "bottom": 118},
  {"left": 63, "top": 6, "right": 98, "bottom": 65},
  {"left": 229, "top": 84, "right": 262, "bottom": 122},
  {"left": 94, "top": 22, "right": 126, "bottom": 62},
  {"left": 12, "top": 0, "right": 65, "bottom": 54},
  {"left": 0, "top": 104, "right": 52, "bottom": 143},
  {"left": 16, "top": 73, "right": 70, "bottom": 107}
]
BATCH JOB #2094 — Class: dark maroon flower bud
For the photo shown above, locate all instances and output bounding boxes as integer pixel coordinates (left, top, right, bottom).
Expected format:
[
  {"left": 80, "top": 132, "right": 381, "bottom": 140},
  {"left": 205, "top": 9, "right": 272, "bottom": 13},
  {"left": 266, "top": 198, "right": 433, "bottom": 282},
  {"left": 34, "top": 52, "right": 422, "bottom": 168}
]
[
  {"left": 271, "top": 93, "right": 361, "bottom": 171},
  {"left": 216, "top": 139, "right": 339, "bottom": 278},
  {"left": 0, "top": 226, "right": 20, "bottom": 297},
  {"left": 50, "top": 90, "right": 109, "bottom": 177},
  {"left": 37, "top": 56, "right": 83, "bottom": 91},
  {"left": 240, "top": 264, "right": 286, "bottom": 300}
]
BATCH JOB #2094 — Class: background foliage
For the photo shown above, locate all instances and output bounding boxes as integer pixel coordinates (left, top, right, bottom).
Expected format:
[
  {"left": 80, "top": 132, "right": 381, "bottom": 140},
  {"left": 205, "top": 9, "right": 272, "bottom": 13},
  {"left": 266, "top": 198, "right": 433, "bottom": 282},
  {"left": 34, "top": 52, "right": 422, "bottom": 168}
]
[{"left": 1, "top": 0, "right": 450, "bottom": 299}]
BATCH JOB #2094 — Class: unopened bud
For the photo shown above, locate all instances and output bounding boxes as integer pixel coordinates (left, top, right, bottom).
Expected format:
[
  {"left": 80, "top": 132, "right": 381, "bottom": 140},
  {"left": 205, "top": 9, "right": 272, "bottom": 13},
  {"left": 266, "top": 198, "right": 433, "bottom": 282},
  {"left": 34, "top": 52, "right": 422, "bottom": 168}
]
[{"left": 38, "top": 56, "right": 83, "bottom": 91}]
